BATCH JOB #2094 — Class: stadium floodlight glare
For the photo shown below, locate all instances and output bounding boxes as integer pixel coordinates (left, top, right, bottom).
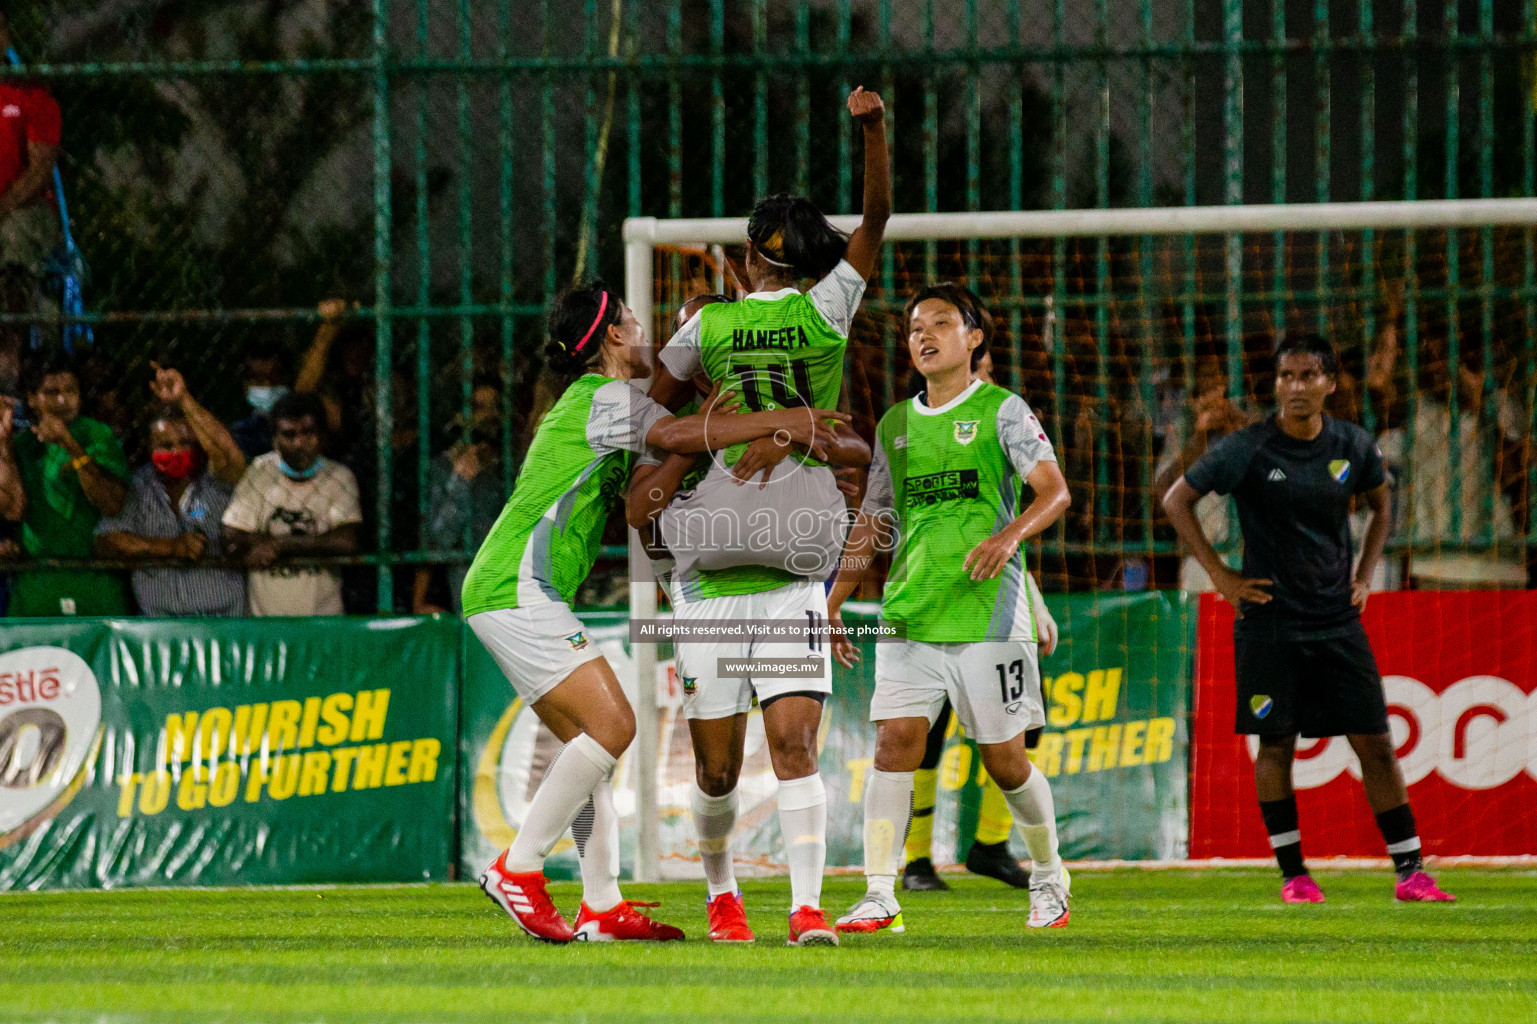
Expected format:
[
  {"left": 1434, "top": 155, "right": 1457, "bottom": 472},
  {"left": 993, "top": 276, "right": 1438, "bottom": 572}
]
[{"left": 622, "top": 197, "right": 1537, "bottom": 881}]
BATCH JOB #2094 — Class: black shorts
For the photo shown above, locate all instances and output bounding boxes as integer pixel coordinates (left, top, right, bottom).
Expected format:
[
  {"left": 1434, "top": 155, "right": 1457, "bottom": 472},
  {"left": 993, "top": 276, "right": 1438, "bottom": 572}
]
[{"left": 1233, "top": 620, "right": 1390, "bottom": 738}]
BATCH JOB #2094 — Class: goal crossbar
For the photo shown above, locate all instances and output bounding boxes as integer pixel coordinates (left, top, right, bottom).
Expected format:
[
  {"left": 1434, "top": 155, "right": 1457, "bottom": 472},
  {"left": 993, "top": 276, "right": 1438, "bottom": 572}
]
[
  {"left": 624, "top": 197, "right": 1537, "bottom": 249},
  {"left": 621, "top": 196, "right": 1537, "bottom": 882}
]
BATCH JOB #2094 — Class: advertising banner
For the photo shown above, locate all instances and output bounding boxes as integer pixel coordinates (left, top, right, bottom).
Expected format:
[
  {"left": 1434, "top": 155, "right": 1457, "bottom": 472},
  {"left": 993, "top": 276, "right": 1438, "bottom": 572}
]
[
  {"left": 1191, "top": 592, "right": 1537, "bottom": 857},
  {"left": 458, "top": 592, "right": 1190, "bottom": 881},
  {"left": 1020, "top": 591, "right": 1190, "bottom": 861},
  {"left": 0, "top": 618, "right": 458, "bottom": 889}
]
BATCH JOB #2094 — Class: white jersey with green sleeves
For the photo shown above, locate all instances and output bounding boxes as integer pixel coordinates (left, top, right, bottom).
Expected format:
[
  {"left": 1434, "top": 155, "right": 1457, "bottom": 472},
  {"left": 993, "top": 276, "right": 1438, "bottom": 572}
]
[
  {"left": 461, "top": 374, "right": 670, "bottom": 617},
  {"left": 658, "top": 259, "right": 865, "bottom": 468},
  {"left": 863, "top": 378, "right": 1057, "bottom": 643}
]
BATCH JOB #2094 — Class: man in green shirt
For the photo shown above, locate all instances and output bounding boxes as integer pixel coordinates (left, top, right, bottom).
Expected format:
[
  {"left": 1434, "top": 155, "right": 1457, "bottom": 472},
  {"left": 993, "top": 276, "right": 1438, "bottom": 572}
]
[{"left": 0, "top": 357, "right": 130, "bottom": 615}]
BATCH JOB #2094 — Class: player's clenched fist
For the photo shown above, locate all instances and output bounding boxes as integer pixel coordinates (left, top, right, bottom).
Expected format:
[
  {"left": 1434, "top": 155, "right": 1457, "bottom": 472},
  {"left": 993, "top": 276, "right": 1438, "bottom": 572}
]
[{"left": 847, "top": 86, "right": 885, "bottom": 125}]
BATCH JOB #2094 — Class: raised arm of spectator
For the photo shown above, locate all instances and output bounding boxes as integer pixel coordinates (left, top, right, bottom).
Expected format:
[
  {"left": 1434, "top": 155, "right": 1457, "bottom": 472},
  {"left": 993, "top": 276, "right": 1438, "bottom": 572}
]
[
  {"left": 0, "top": 140, "right": 57, "bottom": 220},
  {"left": 0, "top": 401, "right": 25, "bottom": 521},
  {"left": 295, "top": 300, "right": 348, "bottom": 392},
  {"left": 150, "top": 363, "right": 246, "bottom": 486},
  {"left": 840, "top": 87, "right": 891, "bottom": 280},
  {"left": 294, "top": 300, "right": 350, "bottom": 433}
]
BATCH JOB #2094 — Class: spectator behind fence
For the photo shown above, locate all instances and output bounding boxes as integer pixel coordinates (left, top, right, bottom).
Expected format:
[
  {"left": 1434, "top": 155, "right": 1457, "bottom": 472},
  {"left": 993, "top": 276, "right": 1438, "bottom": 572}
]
[
  {"left": 229, "top": 342, "right": 293, "bottom": 460},
  {"left": 93, "top": 364, "right": 247, "bottom": 616},
  {"left": 0, "top": 354, "right": 129, "bottom": 615},
  {"left": 222, "top": 391, "right": 361, "bottom": 615},
  {"left": 1154, "top": 354, "right": 1255, "bottom": 592},
  {"left": 1374, "top": 327, "right": 1525, "bottom": 589},
  {"left": 0, "top": 7, "right": 60, "bottom": 280},
  {"left": 412, "top": 381, "right": 505, "bottom": 614}
]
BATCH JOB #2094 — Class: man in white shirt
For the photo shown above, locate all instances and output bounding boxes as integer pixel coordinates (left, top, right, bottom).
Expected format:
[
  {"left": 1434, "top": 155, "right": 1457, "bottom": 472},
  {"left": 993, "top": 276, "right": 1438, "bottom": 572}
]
[{"left": 222, "top": 391, "right": 362, "bottom": 615}]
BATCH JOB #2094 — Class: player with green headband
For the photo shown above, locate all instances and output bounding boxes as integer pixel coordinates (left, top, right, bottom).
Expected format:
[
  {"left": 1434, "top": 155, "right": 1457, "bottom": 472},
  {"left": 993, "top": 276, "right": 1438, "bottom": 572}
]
[
  {"left": 637, "top": 86, "right": 889, "bottom": 948},
  {"left": 467, "top": 281, "right": 846, "bottom": 945},
  {"left": 828, "top": 283, "right": 1075, "bottom": 935}
]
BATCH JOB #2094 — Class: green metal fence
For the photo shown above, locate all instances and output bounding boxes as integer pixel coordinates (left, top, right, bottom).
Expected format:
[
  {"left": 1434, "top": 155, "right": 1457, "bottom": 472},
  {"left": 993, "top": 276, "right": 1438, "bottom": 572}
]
[{"left": 2, "top": 1, "right": 1534, "bottom": 608}]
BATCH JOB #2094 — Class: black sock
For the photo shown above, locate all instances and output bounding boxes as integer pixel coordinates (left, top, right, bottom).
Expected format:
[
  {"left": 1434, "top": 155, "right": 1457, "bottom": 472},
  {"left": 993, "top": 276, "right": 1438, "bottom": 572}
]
[
  {"left": 1374, "top": 803, "right": 1423, "bottom": 879},
  {"left": 1258, "top": 797, "right": 1307, "bottom": 880}
]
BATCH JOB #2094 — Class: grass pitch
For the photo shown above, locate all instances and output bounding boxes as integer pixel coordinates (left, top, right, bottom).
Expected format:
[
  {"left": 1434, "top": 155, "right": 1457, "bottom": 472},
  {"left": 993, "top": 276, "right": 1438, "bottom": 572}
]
[{"left": 0, "top": 868, "right": 1533, "bottom": 1023}]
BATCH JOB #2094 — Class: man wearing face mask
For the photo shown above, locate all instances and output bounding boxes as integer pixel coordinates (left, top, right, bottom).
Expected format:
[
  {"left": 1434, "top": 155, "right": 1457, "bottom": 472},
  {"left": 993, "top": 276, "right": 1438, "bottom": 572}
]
[
  {"left": 413, "top": 380, "right": 506, "bottom": 615},
  {"left": 221, "top": 391, "right": 361, "bottom": 616},
  {"left": 94, "top": 364, "right": 247, "bottom": 616},
  {"left": 229, "top": 344, "right": 293, "bottom": 460}
]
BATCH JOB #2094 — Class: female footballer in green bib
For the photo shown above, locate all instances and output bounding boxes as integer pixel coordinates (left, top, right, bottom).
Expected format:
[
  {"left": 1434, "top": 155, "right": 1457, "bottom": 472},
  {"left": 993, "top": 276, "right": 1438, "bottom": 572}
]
[
  {"left": 634, "top": 86, "right": 888, "bottom": 948},
  {"left": 468, "top": 281, "right": 846, "bottom": 945},
  {"left": 827, "top": 283, "right": 1074, "bottom": 933}
]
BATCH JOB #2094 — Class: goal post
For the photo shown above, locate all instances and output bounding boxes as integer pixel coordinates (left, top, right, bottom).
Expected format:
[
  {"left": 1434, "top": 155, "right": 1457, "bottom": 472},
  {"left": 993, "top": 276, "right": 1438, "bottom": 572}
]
[{"left": 621, "top": 198, "right": 1537, "bottom": 880}]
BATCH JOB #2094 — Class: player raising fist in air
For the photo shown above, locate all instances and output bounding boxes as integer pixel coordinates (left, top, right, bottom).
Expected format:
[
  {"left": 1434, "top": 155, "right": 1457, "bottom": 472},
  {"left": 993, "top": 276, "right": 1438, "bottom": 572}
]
[
  {"left": 829, "top": 283, "right": 1074, "bottom": 935},
  {"left": 466, "top": 281, "right": 847, "bottom": 943},
  {"left": 1163, "top": 333, "right": 1453, "bottom": 905},
  {"left": 637, "top": 86, "right": 888, "bottom": 948}
]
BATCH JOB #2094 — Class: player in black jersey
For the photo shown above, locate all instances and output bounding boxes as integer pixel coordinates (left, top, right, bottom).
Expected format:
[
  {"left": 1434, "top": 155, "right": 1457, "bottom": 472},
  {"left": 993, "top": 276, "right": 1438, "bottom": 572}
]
[{"left": 1163, "top": 334, "right": 1454, "bottom": 905}]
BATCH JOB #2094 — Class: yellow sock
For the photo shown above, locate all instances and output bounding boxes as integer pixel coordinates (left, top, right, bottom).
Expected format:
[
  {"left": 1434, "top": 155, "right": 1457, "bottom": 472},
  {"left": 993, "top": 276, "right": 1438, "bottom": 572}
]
[
  {"left": 974, "top": 775, "right": 1013, "bottom": 846},
  {"left": 905, "top": 767, "right": 938, "bottom": 863}
]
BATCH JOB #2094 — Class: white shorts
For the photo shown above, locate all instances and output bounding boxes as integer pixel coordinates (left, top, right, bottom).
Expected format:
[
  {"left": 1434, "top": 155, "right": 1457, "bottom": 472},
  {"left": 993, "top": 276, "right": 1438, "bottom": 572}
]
[
  {"left": 672, "top": 579, "right": 834, "bottom": 721},
  {"left": 871, "top": 638, "right": 1045, "bottom": 745},
  {"left": 468, "top": 602, "right": 606, "bottom": 705},
  {"left": 661, "top": 460, "right": 850, "bottom": 583}
]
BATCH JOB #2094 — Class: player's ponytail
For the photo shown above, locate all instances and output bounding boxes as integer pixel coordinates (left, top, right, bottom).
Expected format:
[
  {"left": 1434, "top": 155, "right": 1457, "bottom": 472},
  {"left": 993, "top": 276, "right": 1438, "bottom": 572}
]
[
  {"left": 545, "top": 280, "right": 620, "bottom": 380},
  {"left": 904, "top": 282, "right": 994, "bottom": 370},
  {"left": 747, "top": 194, "right": 848, "bottom": 281}
]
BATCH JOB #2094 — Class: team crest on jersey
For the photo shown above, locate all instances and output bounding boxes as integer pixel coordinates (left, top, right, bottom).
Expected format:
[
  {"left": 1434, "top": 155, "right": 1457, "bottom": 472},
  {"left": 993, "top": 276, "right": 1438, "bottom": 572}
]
[
  {"left": 1250, "top": 694, "right": 1273, "bottom": 719},
  {"left": 566, "top": 632, "right": 589, "bottom": 651},
  {"left": 1329, "top": 459, "right": 1351, "bottom": 483},
  {"left": 682, "top": 676, "right": 697, "bottom": 695},
  {"left": 953, "top": 420, "right": 980, "bottom": 445}
]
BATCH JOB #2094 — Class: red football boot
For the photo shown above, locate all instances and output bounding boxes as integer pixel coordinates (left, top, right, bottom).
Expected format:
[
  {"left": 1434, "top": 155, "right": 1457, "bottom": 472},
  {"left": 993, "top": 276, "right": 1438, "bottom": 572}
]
[
  {"left": 787, "top": 905, "right": 839, "bottom": 947},
  {"left": 573, "top": 900, "right": 685, "bottom": 942},
  {"left": 706, "top": 890, "right": 755, "bottom": 943},
  {"left": 478, "top": 850, "right": 574, "bottom": 943}
]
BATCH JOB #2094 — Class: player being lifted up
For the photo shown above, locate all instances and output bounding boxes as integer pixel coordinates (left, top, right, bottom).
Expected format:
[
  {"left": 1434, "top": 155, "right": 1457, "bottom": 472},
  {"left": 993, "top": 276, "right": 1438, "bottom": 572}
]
[
  {"left": 1163, "top": 333, "right": 1453, "bottom": 905},
  {"left": 636, "top": 86, "right": 888, "bottom": 948},
  {"left": 466, "top": 282, "right": 848, "bottom": 944},
  {"left": 829, "top": 283, "right": 1074, "bottom": 934}
]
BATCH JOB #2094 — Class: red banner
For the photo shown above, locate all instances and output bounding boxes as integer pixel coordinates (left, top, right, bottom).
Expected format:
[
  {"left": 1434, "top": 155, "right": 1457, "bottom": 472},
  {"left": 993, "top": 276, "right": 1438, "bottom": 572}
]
[{"left": 1191, "top": 591, "right": 1537, "bottom": 858}]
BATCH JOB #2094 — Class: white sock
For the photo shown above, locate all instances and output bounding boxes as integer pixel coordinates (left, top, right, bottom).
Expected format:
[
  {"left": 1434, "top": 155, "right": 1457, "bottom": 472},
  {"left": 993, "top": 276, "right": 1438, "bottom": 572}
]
[
  {"left": 1002, "top": 767, "right": 1062, "bottom": 884},
  {"left": 573, "top": 777, "right": 623, "bottom": 912},
  {"left": 862, "top": 769, "right": 914, "bottom": 900},
  {"left": 776, "top": 773, "right": 827, "bottom": 911},
  {"left": 506, "top": 733, "right": 616, "bottom": 874},
  {"left": 691, "top": 784, "right": 740, "bottom": 899}
]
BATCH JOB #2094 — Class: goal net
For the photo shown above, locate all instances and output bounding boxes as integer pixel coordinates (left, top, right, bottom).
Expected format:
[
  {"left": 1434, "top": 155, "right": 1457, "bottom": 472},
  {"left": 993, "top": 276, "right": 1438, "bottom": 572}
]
[{"left": 621, "top": 200, "right": 1537, "bottom": 879}]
